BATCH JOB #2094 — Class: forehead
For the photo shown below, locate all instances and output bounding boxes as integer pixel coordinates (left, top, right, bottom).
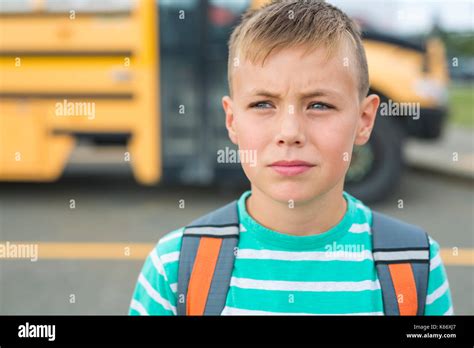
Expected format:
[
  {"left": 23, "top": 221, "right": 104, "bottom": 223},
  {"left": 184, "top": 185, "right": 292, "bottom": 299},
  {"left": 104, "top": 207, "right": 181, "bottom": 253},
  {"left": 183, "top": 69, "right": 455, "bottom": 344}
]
[{"left": 232, "top": 43, "right": 358, "bottom": 99}]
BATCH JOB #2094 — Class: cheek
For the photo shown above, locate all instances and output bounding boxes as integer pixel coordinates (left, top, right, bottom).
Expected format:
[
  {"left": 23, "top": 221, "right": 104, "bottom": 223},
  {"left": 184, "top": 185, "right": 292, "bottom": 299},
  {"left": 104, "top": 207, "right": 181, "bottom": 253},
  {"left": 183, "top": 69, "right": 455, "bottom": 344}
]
[
  {"left": 234, "top": 112, "right": 269, "bottom": 151},
  {"left": 234, "top": 115, "right": 268, "bottom": 178},
  {"left": 310, "top": 116, "right": 357, "bottom": 167}
]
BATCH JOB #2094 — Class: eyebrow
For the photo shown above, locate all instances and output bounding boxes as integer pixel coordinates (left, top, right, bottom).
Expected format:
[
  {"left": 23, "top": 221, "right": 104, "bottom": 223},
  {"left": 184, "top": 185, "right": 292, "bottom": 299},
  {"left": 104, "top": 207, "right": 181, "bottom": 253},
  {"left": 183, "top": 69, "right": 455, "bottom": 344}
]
[{"left": 247, "top": 88, "right": 339, "bottom": 99}]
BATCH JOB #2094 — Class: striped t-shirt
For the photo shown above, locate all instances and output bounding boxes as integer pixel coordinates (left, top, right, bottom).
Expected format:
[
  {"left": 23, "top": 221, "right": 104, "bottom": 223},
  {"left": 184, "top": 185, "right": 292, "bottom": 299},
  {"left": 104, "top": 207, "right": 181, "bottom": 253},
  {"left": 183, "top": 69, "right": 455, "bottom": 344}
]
[{"left": 129, "top": 190, "right": 453, "bottom": 315}]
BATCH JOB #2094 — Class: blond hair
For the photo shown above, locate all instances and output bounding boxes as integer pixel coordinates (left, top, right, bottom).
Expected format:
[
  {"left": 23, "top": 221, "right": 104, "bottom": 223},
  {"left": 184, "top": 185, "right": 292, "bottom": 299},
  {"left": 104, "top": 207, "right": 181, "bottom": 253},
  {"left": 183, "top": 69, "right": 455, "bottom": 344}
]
[{"left": 227, "top": 0, "right": 369, "bottom": 98}]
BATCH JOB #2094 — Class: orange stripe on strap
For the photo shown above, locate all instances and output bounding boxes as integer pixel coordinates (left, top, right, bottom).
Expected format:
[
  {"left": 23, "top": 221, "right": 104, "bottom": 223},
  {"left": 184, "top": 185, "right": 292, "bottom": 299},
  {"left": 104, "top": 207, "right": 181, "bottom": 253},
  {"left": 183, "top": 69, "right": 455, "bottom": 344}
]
[
  {"left": 388, "top": 263, "right": 418, "bottom": 315},
  {"left": 186, "top": 237, "right": 222, "bottom": 315}
]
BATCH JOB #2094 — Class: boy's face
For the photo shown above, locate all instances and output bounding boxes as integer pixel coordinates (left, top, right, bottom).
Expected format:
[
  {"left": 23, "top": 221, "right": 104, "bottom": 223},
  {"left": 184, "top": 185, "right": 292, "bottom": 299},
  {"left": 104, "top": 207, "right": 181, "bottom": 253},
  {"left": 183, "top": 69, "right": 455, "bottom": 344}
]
[{"left": 222, "top": 44, "right": 379, "bottom": 205}]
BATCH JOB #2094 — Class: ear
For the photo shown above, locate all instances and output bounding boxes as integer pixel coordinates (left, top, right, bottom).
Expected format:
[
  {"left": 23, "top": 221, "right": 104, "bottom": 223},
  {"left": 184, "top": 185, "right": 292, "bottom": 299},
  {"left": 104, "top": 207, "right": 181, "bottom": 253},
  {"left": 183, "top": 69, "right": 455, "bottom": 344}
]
[
  {"left": 222, "top": 95, "right": 238, "bottom": 145},
  {"left": 354, "top": 94, "right": 380, "bottom": 146}
]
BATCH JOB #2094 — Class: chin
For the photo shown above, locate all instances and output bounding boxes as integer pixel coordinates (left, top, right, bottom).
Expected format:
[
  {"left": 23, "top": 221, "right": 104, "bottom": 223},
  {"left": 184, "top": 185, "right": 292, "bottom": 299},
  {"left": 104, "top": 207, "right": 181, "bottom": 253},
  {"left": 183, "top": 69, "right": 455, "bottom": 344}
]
[{"left": 260, "top": 180, "right": 322, "bottom": 206}]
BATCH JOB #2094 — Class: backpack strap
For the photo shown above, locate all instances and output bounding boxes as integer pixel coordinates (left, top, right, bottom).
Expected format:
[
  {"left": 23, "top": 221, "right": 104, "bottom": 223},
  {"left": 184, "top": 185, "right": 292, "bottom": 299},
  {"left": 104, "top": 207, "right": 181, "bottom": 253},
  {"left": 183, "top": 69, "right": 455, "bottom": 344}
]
[
  {"left": 177, "top": 200, "right": 239, "bottom": 315},
  {"left": 372, "top": 211, "right": 430, "bottom": 316}
]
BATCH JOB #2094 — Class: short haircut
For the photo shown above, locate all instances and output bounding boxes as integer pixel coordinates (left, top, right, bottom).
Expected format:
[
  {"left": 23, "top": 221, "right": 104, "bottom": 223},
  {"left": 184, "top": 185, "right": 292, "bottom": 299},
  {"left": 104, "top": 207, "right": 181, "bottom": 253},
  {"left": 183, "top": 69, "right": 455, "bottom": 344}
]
[{"left": 227, "top": 0, "right": 369, "bottom": 99}]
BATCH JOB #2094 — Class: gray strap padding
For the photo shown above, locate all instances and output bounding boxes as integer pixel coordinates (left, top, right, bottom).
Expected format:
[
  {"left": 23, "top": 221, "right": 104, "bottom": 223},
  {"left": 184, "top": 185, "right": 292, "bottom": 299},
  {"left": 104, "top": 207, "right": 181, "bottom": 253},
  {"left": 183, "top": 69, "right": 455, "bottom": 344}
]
[
  {"left": 372, "top": 212, "right": 429, "bottom": 250},
  {"left": 177, "top": 200, "right": 239, "bottom": 316},
  {"left": 204, "top": 236, "right": 239, "bottom": 315},
  {"left": 410, "top": 262, "right": 429, "bottom": 315},
  {"left": 186, "top": 200, "right": 239, "bottom": 229},
  {"left": 177, "top": 235, "right": 200, "bottom": 316},
  {"left": 372, "top": 211, "right": 430, "bottom": 316},
  {"left": 375, "top": 263, "right": 400, "bottom": 315}
]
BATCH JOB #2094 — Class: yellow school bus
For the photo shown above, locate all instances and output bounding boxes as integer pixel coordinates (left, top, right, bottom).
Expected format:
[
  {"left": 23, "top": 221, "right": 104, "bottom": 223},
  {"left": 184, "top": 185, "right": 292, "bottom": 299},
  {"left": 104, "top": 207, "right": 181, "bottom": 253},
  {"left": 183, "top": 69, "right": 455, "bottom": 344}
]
[
  {"left": 0, "top": 0, "right": 449, "bottom": 202},
  {"left": 0, "top": 0, "right": 159, "bottom": 184}
]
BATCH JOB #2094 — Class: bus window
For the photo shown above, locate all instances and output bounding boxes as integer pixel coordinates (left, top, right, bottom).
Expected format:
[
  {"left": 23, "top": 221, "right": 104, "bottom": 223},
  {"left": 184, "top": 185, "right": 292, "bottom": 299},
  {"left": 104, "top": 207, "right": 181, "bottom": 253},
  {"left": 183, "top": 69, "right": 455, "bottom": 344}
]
[
  {"left": 159, "top": 0, "right": 203, "bottom": 175},
  {"left": 0, "top": 0, "right": 33, "bottom": 13},
  {"left": 207, "top": 0, "right": 250, "bottom": 172},
  {"left": 208, "top": 0, "right": 249, "bottom": 43},
  {"left": 44, "top": 0, "right": 134, "bottom": 13}
]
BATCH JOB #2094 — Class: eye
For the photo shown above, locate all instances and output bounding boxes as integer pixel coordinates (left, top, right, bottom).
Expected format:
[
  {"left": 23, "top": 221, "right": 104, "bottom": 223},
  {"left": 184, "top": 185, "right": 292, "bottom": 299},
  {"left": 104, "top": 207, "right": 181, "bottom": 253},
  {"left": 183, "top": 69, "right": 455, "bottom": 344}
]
[
  {"left": 250, "top": 101, "right": 273, "bottom": 109},
  {"left": 309, "top": 102, "right": 333, "bottom": 110}
]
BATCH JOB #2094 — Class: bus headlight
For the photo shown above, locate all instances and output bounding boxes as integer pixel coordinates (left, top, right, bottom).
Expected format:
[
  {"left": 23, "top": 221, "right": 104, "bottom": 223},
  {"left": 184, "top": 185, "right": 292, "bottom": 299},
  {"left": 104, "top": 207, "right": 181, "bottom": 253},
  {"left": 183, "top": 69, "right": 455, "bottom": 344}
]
[{"left": 414, "top": 78, "right": 448, "bottom": 105}]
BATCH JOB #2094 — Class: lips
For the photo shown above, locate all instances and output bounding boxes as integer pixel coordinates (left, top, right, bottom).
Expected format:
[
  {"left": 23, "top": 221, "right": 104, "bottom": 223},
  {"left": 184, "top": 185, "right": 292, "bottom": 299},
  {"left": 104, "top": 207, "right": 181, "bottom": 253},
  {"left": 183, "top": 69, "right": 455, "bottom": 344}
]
[{"left": 269, "top": 160, "right": 316, "bottom": 176}]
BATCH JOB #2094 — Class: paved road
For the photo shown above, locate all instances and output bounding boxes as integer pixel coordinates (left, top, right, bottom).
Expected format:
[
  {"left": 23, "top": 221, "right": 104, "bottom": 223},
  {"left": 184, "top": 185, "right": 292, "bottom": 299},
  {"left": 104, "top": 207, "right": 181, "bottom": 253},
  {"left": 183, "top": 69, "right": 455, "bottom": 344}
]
[{"left": 0, "top": 167, "right": 472, "bottom": 314}]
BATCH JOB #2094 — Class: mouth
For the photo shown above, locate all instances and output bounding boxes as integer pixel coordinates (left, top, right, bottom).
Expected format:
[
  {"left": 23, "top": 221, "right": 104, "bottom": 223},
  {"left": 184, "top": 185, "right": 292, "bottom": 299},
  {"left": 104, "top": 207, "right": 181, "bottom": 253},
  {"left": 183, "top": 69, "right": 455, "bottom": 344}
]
[{"left": 268, "top": 160, "right": 316, "bottom": 177}]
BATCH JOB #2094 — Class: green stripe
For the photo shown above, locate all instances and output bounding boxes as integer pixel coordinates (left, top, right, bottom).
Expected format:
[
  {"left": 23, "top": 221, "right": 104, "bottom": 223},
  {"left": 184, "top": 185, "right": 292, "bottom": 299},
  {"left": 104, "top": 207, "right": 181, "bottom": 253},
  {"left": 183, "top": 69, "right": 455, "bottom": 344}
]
[
  {"left": 425, "top": 288, "right": 453, "bottom": 315},
  {"left": 156, "top": 228, "right": 184, "bottom": 255},
  {"left": 162, "top": 261, "right": 179, "bottom": 285},
  {"left": 226, "top": 287, "right": 384, "bottom": 314},
  {"left": 236, "top": 232, "right": 373, "bottom": 250},
  {"left": 130, "top": 282, "right": 174, "bottom": 315},
  {"left": 234, "top": 259, "right": 378, "bottom": 282}
]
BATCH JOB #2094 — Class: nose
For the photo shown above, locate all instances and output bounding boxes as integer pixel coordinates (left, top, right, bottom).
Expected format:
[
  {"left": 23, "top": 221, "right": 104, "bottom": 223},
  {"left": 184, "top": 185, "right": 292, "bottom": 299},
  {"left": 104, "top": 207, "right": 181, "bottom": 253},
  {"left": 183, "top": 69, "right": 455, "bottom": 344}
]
[{"left": 275, "top": 109, "right": 306, "bottom": 147}]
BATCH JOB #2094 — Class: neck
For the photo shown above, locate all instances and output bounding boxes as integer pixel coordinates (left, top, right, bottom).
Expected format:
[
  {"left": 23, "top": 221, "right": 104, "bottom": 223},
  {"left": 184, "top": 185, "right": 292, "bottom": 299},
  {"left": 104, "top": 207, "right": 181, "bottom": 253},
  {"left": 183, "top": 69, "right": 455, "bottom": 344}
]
[{"left": 246, "top": 183, "right": 347, "bottom": 236}]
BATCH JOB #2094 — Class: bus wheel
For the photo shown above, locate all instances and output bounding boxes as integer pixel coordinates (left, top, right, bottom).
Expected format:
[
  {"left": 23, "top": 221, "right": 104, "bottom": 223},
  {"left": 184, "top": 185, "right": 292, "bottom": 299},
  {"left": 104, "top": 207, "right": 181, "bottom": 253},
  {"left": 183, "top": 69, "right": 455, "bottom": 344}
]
[{"left": 345, "top": 118, "right": 404, "bottom": 204}]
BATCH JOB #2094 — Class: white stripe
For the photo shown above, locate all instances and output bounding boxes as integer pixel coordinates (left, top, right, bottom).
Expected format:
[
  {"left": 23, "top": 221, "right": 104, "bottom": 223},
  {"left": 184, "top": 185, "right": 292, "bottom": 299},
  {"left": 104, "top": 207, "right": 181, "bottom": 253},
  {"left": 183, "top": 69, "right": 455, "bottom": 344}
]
[
  {"left": 130, "top": 299, "right": 149, "bottom": 315},
  {"left": 230, "top": 276, "right": 380, "bottom": 292},
  {"left": 236, "top": 248, "right": 373, "bottom": 262},
  {"left": 373, "top": 250, "right": 429, "bottom": 262},
  {"left": 221, "top": 306, "right": 383, "bottom": 316},
  {"left": 161, "top": 251, "right": 180, "bottom": 264},
  {"left": 443, "top": 305, "right": 454, "bottom": 315},
  {"left": 138, "top": 274, "right": 177, "bottom": 314},
  {"left": 221, "top": 306, "right": 314, "bottom": 315},
  {"left": 239, "top": 223, "right": 247, "bottom": 232},
  {"left": 355, "top": 204, "right": 371, "bottom": 215},
  {"left": 430, "top": 252, "right": 442, "bottom": 272},
  {"left": 150, "top": 250, "right": 167, "bottom": 280},
  {"left": 159, "top": 231, "right": 183, "bottom": 244},
  {"left": 348, "top": 223, "right": 371, "bottom": 233},
  {"left": 426, "top": 280, "right": 449, "bottom": 305},
  {"left": 169, "top": 282, "right": 177, "bottom": 293}
]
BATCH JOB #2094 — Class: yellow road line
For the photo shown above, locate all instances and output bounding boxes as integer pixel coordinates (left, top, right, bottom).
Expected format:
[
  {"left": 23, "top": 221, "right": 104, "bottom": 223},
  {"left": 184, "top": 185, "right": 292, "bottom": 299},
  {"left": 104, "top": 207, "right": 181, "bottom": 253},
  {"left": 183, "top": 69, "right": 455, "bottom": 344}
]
[
  {"left": 0, "top": 242, "right": 154, "bottom": 260},
  {"left": 440, "top": 248, "right": 474, "bottom": 266},
  {"left": 1, "top": 242, "right": 473, "bottom": 265}
]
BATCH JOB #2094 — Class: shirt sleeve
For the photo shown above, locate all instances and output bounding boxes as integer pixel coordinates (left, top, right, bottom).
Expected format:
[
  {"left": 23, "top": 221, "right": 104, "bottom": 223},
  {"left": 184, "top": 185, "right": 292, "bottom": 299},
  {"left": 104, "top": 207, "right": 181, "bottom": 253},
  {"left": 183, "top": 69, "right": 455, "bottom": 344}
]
[
  {"left": 424, "top": 237, "right": 454, "bottom": 315},
  {"left": 128, "top": 228, "right": 183, "bottom": 315}
]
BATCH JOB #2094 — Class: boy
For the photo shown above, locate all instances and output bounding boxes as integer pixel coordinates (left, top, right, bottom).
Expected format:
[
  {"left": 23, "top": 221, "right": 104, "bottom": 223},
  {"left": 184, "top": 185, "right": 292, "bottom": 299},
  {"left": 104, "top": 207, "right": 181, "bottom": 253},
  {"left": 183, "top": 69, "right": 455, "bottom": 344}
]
[{"left": 129, "top": 0, "right": 453, "bottom": 315}]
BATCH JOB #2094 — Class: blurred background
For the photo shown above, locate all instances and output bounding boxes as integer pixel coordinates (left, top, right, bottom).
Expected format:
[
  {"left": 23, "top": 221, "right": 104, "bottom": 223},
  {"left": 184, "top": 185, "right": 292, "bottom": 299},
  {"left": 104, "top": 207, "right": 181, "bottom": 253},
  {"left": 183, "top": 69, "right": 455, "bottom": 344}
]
[{"left": 0, "top": 0, "right": 472, "bottom": 314}]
